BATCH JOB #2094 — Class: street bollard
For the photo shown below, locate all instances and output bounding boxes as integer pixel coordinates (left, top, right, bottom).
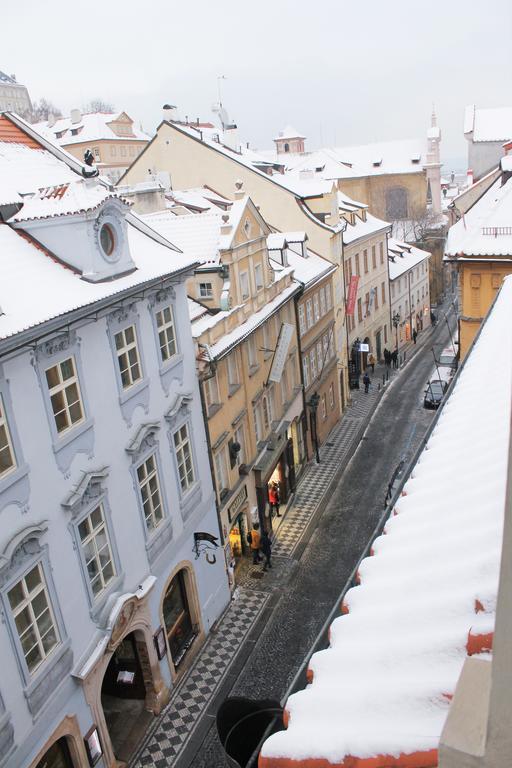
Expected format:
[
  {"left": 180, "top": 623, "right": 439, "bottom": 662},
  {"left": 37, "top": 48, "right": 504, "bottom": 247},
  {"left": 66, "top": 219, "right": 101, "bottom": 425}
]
[{"left": 403, "top": 351, "right": 407, "bottom": 363}]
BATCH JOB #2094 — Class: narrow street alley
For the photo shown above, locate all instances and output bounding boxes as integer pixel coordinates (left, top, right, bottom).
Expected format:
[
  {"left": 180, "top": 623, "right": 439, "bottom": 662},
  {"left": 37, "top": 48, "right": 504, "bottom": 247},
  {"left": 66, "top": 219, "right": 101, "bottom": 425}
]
[{"left": 133, "top": 311, "right": 456, "bottom": 768}]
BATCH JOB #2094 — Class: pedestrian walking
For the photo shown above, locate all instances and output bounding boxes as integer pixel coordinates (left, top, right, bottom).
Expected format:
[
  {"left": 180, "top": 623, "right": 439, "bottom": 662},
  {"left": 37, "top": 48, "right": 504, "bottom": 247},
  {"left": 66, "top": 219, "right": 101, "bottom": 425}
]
[
  {"left": 383, "top": 348, "right": 390, "bottom": 368},
  {"left": 247, "top": 523, "right": 262, "bottom": 564},
  {"left": 430, "top": 311, "right": 437, "bottom": 326},
  {"left": 392, "top": 349, "right": 398, "bottom": 369},
  {"left": 261, "top": 530, "right": 272, "bottom": 571},
  {"left": 268, "top": 482, "right": 281, "bottom": 517},
  {"left": 413, "top": 329, "right": 418, "bottom": 344},
  {"left": 363, "top": 371, "right": 370, "bottom": 393},
  {"left": 368, "top": 353, "right": 376, "bottom": 373}
]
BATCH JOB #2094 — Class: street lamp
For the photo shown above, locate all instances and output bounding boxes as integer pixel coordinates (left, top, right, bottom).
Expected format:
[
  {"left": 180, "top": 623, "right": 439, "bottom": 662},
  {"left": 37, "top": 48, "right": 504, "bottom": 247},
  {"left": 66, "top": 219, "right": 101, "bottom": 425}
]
[
  {"left": 308, "top": 392, "right": 321, "bottom": 464},
  {"left": 392, "top": 312, "right": 400, "bottom": 351}
]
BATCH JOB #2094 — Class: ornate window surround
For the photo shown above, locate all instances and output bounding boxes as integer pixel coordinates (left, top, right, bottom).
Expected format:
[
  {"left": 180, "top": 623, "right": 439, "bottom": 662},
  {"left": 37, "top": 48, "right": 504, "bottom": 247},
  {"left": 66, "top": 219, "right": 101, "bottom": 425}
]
[
  {"left": 0, "top": 365, "right": 30, "bottom": 514},
  {"left": 61, "top": 468, "right": 123, "bottom": 619},
  {"left": 147, "top": 287, "right": 184, "bottom": 394},
  {"left": 125, "top": 423, "right": 173, "bottom": 564},
  {"left": 0, "top": 524, "right": 72, "bottom": 716},
  {"left": 106, "top": 304, "right": 150, "bottom": 424},
  {"left": 165, "top": 393, "right": 202, "bottom": 520},
  {"left": 31, "top": 330, "right": 94, "bottom": 474}
]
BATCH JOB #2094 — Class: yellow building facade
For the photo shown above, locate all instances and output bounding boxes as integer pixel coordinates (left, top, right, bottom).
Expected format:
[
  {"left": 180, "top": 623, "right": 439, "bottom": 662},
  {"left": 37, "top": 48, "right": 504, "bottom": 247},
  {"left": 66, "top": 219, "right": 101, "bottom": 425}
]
[{"left": 118, "top": 118, "right": 349, "bottom": 410}]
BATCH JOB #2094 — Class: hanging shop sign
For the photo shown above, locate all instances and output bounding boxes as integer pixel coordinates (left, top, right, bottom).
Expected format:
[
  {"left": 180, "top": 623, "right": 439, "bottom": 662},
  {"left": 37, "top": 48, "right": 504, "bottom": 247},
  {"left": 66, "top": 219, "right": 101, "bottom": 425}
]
[
  {"left": 228, "top": 484, "right": 248, "bottom": 522},
  {"left": 346, "top": 275, "right": 359, "bottom": 316},
  {"left": 268, "top": 323, "right": 294, "bottom": 383}
]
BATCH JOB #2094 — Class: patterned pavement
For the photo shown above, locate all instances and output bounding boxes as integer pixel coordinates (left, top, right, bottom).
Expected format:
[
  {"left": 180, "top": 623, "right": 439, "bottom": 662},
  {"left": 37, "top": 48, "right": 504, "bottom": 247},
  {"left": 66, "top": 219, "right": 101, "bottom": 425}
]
[{"left": 131, "top": 335, "right": 435, "bottom": 768}]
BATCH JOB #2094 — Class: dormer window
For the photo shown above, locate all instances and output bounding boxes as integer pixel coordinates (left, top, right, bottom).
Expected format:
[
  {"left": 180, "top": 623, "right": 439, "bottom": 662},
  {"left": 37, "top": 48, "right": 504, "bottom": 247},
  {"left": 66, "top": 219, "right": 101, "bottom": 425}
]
[{"left": 100, "top": 223, "right": 115, "bottom": 257}]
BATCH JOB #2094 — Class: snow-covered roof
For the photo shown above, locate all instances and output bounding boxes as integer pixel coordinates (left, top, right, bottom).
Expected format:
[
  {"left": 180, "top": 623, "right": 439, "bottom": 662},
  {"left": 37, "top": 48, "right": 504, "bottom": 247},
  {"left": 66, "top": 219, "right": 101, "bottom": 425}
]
[
  {"left": 445, "top": 175, "right": 512, "bottom": 257},
  {"left": 8, "top": 180, "right": 125, "bottom": 223},
  {"left": 142, "top": 196, "right": 249, "bottom": 265},
  {"left": 273, "top": 125, "right": 306, "bottom": 141},
  {"left": 260, "top": 275, "right": 512, "bottom": 768},
  {"left": 465, "top": 105, "right": 512, "bottom": 143},
  {"left": 34, "top": 112, "right": 151, "bottom": 146},
  {"left": 343, "top": 211, "right": 391, "bottom": 245},
  {"left": 270, "top": 244, "right": 336, "bottom": 289},
  {"left": 0, "top": 222, "right": 196, "bottom": 342},
  {"left": 333, "top": 138, "right": 425, "bottom": 177},
  {"left": 0, "top": 71, "right": 20, "bottom": 85},
  {"left": 500, "top": 155, "right": 512, "bottom": 172},
  {"left": 142, "top": 209, "right": 223, "bottom": 264},
  {"left": 191, "top": 279, "right": 298, "bottom": 359},
  {"left": 388, "top": 238, "right": 430, "bottom": 280},
  {"left": 0, "top": 141, "right": 79, "bottom": 195},
  {"left": 187, "top": 297, "right": 209, "bottom": 322}
]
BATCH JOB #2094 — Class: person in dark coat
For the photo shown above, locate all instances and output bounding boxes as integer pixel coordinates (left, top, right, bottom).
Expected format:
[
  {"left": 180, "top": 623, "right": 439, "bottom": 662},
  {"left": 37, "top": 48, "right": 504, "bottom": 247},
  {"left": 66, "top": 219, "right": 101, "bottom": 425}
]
[
  {"left": 383, "top": 348, "right": 390, "bottom": 368},
  {"left": 261, "top": 530, "right": 272, "bottom": 571},
  {"left": 413, "top": 329, "right": 418, "bottom": 344},
  {"left": 392, "top": 349, "right": 398, "bottom": 369},
  {"left": 363, "top": 372, "right": 370, "bottom": 393}
]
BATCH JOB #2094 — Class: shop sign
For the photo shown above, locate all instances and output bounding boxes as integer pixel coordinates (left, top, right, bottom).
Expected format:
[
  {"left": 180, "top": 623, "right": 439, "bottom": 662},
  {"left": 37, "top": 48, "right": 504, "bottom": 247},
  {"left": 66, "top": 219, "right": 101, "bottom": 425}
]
[
  {"left": 228, "top": 484, "right": 248, "bottom": 522},
  {"left": 346, "top": 275, "right": 359, "bottom": 316},
  {"left": 358, "top": 343, "right": 370, "bottom": 352},
  {"left": 268, "top": 323, "right": 294, "bottom": 383}
]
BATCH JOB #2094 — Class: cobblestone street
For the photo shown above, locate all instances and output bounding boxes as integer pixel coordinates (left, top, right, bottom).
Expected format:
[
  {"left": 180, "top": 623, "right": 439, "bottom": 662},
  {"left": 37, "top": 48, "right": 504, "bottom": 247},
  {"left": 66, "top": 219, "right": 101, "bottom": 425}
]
[{"left": 132, "top": 313, "right": 454, "bottom": 768}]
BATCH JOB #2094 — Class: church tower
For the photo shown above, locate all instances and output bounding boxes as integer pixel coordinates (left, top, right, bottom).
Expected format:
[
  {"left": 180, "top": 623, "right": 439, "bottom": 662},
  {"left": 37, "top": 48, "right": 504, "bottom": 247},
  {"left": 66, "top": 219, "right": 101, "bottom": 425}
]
[
  {"left": 425, "top": 107, "right": 442, "bottom": 216},
  {"left": 273, "top": 125, "right": 306, "bottom": 156}
]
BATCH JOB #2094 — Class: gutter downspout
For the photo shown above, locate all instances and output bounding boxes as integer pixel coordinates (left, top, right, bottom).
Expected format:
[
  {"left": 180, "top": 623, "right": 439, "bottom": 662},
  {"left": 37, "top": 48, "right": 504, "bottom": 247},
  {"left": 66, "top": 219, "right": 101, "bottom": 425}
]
[{"left": 293, "top": 287, "right": 310, "bottom": 462}]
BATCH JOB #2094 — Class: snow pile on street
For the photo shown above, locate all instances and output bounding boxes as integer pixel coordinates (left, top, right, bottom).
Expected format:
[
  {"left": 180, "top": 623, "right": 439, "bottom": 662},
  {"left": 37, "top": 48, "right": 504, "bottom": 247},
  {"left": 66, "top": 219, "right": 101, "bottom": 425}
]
[{"left": 260, "top": 277, "right": 512, "bottom": 767}]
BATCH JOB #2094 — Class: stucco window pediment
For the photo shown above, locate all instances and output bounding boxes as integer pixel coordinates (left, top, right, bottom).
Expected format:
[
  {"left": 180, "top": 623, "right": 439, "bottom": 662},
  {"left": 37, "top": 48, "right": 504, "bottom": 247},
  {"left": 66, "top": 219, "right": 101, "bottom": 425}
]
[
  {"left": 0, "top": 522, "right": 48, "bottom": 586},
  {"left": 164, "top": 391, "right": 194, "bottom": 428},
  {"left": 125, "top": 422, "right": 161, "bottom": 460},
  {"left": 61, "top": 467, "right": 109, "bottom": 519}
]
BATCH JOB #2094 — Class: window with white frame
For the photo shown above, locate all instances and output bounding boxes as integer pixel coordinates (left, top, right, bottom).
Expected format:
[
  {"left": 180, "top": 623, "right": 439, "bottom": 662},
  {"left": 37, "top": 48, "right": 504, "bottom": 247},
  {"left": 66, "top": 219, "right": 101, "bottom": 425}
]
[
  {"left": 303, "top": 355, "right": 310, "bottom": 388},
  {"left": 306, "top": 299, "right": 313, "bottom": 329},
  {"left": 254, "top": 263, "right": 264, "bottom": 291},
  {"left": 214, "top": 447, "right": 229, "bottom": 492},
  {"left": 234, "top": 425, "right": 246, "bottom": 464},
  {"left": 321, "top": 394, "right": 327, "bottom": 420},
  {"left": 298, "top": 304, "right": 306, "bottom": 336},
  {"left": 227, "top": 351, "right": 239, "bottom": 388},
  {"left": 198, "top": 282, "right": 213, "bottom": 299},
  {"left": 329, "top": 383, "right": 335, "bottom": 410},
  {"left": 8, "top": 563, "right": 60, "bottom": 674},
  {"left": 173, "top": 423, "right": 195, "bottom": 492},
  {"left": 262, "top": 323, "right": 271, "bottom": 356},
  {"left": 313, "top": 294, "right": 320, "bottom": 322},
  {"left": 240, "top": 271, "right": 250, "bottom": 301},
  {"left": 322, "top": 333, "right": 329, "bottom": 362},
  {"left": 316, "top": 340, "right": 323, "bottom": 374},
  {"left": 0, "top": 394, "right": 16, "bottom": 477},
  {"left": 45, "top": 357, "right": 85, "bottom": 434},
  {"left": 114, "top": 325, "right": 142, "bottom": 389},
  {"left": 204, "top": 374, "right": 220, "bottom": 413},
  {"left": 78, "top": 505, "right": 116, "bottom": 598},
  {"left": 319, "top": 286, "right": 326, "bottom": 316},
  {"left": 328, "top": 330, "right": 335, "bottom": 359},
  {"left": 310, "top": 347, "right": 317, "bottom": 380},
  {"left": 156, "top": 305, "right": 178, "bottom": 362},
  {"left": 247, "top": 336, "right": 258, "bottom": 368},
  {"left": 137, "top": 455, "right": 164, "bottom": 532},
  {"left": 253, "top": 404, "right": 262, "bottom": 443}
]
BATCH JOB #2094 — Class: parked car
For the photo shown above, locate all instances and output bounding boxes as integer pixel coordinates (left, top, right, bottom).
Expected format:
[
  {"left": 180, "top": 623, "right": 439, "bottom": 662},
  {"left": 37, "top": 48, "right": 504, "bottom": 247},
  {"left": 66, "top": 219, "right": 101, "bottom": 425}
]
[
  {"left": 438, "top": 347, "right": 457, "bottom": 370},
  {"left": 424, "top": 379, "right": 448, "bottom": 410}
]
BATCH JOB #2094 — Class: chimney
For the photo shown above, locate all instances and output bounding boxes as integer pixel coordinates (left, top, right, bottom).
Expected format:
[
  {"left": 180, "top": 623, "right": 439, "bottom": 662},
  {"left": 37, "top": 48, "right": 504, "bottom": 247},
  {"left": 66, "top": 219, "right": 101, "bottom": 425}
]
[
  {"left": 220, "top": 213, "right": 232, "bottom": 235},
  {"left": 467, "top": 168, "right": 474, "bottom": 187},
  {"left": 162, "top": 104, "right": 179, "bottom": 123},
  {"left": 10, "top": 74, "right": 16, "bottom": 82},
  {"left": 233, "top": 180, "right": 245, "bottom": 200},
  {"left": 224, "top": 124, "right": 239, "bottom": 152},
  {"left": 47, "top": 112, "right": 57, "bottom": 128},
  {"left": 70, "top": 108, "right": 81, "bottom": 125}
]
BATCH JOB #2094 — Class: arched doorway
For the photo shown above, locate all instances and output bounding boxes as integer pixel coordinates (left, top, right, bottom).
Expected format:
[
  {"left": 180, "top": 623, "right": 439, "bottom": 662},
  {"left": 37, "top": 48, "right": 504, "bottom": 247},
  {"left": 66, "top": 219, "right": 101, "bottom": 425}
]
[
  {"left": 162, "top": 570, "right": 198, "bottom": 671},
  {"left": 100, "top": 631, "right": 154, "bottom": 764},
  {"left": 36, "top": 740, "right": 74, "bottom": 768}
]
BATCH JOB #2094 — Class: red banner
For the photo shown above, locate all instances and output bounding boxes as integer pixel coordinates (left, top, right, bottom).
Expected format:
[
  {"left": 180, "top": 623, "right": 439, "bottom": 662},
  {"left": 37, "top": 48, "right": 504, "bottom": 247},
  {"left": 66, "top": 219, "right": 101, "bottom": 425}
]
[{"left": 346, "top": 275, "right": 359, "bottom": 316}]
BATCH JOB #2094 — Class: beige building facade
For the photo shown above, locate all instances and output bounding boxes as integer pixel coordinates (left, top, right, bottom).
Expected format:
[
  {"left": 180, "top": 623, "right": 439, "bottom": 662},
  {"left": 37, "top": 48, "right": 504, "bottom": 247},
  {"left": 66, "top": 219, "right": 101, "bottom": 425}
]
[
  {"left": 117, "top": 115, "right": 350, "bottom": 411},
  {"left": 0, "top": 70, "right": 31, "bottom": 115}
]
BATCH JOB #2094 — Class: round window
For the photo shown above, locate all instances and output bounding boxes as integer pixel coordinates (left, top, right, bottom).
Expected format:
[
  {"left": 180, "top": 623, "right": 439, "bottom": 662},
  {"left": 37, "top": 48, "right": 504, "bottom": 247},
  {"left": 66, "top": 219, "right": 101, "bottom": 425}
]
[{"left": 100, "top": 223, "right": 115, "bottom": 257}]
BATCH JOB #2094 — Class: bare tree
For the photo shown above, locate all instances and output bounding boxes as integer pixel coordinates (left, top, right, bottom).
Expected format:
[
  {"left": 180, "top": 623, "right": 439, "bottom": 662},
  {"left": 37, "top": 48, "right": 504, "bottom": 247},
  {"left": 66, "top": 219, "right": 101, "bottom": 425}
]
[
  {"left": 392, "top": 205, "right": 442, "bottom": 243},
  {"left": 83, "top": 98, "right": 115, "bottom": 114},
  {"left": 25, "top": 98, "right": 63, "bottom": 123}
]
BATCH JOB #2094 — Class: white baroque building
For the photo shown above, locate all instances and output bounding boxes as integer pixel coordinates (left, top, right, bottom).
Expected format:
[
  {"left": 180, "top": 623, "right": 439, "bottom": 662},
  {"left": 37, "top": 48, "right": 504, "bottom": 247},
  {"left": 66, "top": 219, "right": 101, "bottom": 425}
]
[
  {"left": 0, "top": 113, "right": 229, "bottom": 768},
  {"left": 388, "top": 238, "right": 431, "bottom": 351}
]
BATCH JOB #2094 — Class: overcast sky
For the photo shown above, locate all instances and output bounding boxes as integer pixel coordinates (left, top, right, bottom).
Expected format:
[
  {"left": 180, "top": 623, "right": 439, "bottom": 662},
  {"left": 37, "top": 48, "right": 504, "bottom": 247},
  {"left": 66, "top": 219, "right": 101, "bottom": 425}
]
[{"left": 3, "top": 0, "right": 510, "bottom": 168}]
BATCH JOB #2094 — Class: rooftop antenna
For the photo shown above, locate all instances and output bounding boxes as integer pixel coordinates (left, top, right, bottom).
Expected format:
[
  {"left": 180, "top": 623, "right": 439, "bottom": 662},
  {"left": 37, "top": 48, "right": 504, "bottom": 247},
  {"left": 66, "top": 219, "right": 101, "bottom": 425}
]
[{"left": 217, "top": 75, "right": 227, "bottom": 108}]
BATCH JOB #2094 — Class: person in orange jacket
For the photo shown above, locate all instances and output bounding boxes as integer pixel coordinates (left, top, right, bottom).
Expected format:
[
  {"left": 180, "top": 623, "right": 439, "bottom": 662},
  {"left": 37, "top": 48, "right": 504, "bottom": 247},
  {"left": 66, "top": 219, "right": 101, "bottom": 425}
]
[{"left": 247, "top": 523, "right": 262, "bottom": 564}]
